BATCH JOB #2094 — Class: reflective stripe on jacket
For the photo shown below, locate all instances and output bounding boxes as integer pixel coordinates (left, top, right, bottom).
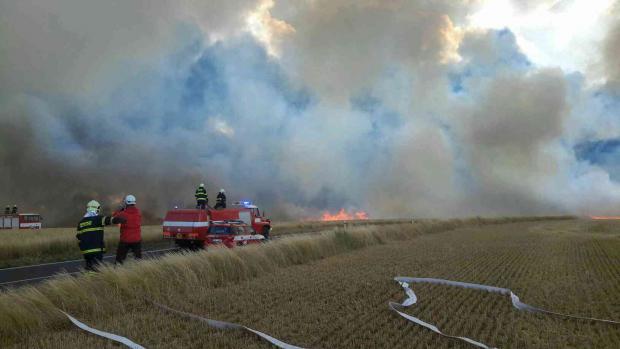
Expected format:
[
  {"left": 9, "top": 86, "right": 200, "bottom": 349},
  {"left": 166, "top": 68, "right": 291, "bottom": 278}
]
[
  {"left": 76, "top": 215, "right": 108, "bottom": 255},
  {"left": 195, "top": 187, "right": 208, "bottom": 201}
]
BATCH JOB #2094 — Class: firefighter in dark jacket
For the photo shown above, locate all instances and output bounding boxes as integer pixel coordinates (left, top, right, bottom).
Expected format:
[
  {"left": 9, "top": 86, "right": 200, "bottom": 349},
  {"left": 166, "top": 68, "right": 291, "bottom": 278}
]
[
  {"left": 195, "top": 183, "right": 208, "bottom": 209},
  {"left": 11, "top": 205, "right": 17, "bottom": 214},
  {"left": 4, "top": 206, "right": 9, "bottom": 214},
  {"left": 215, "top": 189, "right": 227, "bottom": 209},
  {"left": 113, "top": 195, "right": 142, "bottom": 264},
  {"left": 76, "top": 200, "right": 126, "bottom": 271}
]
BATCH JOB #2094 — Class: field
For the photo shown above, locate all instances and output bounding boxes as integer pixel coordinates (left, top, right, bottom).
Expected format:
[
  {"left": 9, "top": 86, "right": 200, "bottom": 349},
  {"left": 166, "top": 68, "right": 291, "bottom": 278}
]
[
  {"left": 0, "top": 219, "right": 411, "bottom": 268},
  {"left": 2, "top": 217, "right": 619, "bottom": 348}
]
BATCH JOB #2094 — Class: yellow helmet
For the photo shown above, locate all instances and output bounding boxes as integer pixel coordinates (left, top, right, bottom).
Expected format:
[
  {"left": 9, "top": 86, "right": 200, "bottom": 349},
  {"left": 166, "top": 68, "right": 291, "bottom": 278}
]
[{"left": 86, "top": 200, "right": 101, "bottom": 214}]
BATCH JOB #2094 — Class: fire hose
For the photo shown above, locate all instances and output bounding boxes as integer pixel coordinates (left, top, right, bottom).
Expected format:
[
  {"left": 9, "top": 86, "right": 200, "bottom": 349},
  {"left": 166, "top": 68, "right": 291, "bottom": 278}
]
[
  {"left": 60, "top": 303, "right": 305, "bottom": 349},
  {"left": 60, "top": 277, "right": 620, "bottom": 349},
  {"left": 60, "top": 311, "right": 145, "bottom": 349},
  {"left": 151, "top": 302, "right": 305, "bottom": 349},
  {"left": 390, "top": 277, "right": 620, "bottom": 349}
]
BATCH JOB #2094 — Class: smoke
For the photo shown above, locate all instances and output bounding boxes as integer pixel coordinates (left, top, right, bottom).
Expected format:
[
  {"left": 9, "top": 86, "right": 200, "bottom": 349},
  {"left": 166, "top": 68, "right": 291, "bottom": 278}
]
[
  {"left": 604, "top": 3, "right": 620, "bottom": 89},
  {"left": 2, "top": 0, "right": 620, "bottom": 226}
]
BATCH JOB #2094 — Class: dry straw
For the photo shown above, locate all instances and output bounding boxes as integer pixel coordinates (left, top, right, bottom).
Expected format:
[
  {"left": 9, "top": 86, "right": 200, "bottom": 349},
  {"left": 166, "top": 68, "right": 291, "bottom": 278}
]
[{"left": 0, "top": 216, "right": 571, "bottom": 345}]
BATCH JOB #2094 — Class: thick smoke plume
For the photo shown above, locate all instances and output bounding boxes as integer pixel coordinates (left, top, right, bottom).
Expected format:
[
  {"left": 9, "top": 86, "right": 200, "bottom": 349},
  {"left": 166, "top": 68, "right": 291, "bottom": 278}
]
[{"left": 1, "top": 0, "right": 620, "bottom": 226}]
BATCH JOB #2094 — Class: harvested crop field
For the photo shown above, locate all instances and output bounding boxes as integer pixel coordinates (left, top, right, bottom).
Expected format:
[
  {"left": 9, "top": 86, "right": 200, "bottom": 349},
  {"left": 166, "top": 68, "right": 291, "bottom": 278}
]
[{"left": 2, "top": 218, "right": 620, "bottom": 348}]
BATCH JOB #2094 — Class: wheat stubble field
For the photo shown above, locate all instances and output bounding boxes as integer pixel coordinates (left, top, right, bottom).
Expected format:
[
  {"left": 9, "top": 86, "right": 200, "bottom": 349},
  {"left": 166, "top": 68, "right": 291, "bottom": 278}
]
[{"left": 2, "top": 218, "right": 619, "bottom": 348}]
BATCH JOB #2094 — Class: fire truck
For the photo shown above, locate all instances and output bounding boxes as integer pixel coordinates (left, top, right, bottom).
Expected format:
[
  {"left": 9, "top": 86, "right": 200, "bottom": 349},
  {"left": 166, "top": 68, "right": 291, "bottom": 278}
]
[
  {"left": 0, "top": 213, "right": 42, "bottom": 229},
  {"left": 162, "top": 202, "right": 271, "bottom": 249}
]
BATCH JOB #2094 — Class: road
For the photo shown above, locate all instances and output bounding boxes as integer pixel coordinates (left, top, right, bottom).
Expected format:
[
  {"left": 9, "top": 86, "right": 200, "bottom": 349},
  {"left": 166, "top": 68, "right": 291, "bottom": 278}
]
[{"left": 0, "top": 247, "right": 179, "bottom": 289}]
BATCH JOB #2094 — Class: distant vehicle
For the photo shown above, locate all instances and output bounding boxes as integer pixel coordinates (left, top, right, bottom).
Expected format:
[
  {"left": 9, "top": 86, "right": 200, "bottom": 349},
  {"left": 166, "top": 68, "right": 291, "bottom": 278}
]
[
  {"left": 0, "top": 213, "right": 42, "bottom": 229},
  {"left": 162, "top": 201, "right": 271, "bottom": 249}
]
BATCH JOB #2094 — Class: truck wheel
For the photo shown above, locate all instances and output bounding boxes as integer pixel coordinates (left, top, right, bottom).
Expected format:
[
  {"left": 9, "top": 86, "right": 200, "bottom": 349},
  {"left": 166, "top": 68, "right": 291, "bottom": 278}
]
[
  {"left": 175, "top": 240, "right": 191, "bottom": 249},
  {"left": 262, "top": 226, "right": 271, "bottom": 241}
]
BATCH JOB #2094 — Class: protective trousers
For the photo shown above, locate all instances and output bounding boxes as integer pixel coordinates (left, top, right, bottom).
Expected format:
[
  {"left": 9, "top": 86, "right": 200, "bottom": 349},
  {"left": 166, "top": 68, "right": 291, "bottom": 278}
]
[
  {"left": 115, "top": 241, "right": 142, "bottom": 264},
  {"left": 84, "top": 252, "right": 103, "bottom": 271}
]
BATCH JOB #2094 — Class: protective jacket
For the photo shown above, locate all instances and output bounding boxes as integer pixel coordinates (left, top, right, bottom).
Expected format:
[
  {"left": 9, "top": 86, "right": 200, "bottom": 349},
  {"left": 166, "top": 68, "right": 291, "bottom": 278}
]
[
  {"left": 113, "top": 206, "right": 142, "bottom": 243},
  {"left": 195, "top": 187, "right": 208, "bottom": 203},
  {"left": 216, "top": 192, "right": 226, "bottom": 205},
  {"left": 76, "top": 215, "right": 125, "bottom": 254}
]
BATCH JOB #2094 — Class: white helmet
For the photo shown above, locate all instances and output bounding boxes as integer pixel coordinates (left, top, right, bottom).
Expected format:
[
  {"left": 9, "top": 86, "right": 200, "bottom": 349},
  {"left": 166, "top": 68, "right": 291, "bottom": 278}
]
[
  {"left": 86, "top": 200, "right": 101, "bottom": 214},
  {"left": 125, "top": 194, "right": 136, "bottom": 205},
  {"left": 219, "top": 189, "right": 225, "bottom": 193}
]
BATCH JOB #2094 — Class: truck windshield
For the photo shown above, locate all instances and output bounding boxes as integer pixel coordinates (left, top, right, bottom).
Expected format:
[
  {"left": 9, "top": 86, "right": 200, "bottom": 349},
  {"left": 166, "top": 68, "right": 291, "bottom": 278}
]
[{"left": 209, "top": 226, "right": 232, "bottom": 235}]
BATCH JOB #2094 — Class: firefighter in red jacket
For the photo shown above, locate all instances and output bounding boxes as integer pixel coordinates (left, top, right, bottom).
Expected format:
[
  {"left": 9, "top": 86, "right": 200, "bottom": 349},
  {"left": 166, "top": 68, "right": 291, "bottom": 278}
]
[{"left": 113, "top": 194, "right": 142, "bottom": 264}]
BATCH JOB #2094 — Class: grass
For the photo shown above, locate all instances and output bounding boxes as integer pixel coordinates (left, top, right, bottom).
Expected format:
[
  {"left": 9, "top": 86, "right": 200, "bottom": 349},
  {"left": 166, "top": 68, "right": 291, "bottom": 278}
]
[
  {"left": 0, "top": 226, "right": 167, "bottom": 268},
  {"left": 0, "top": 218, "right": 413, "bottom": 268},
  {"left": 0, "top": 216, "right": 590, "bottom": 349}
]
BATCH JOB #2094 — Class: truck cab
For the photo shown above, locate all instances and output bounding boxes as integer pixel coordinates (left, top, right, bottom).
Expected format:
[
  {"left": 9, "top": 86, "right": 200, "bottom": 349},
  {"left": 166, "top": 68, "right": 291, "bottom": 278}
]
[{"left": 208, "top": 201, "right": 271, "bottom": 238}]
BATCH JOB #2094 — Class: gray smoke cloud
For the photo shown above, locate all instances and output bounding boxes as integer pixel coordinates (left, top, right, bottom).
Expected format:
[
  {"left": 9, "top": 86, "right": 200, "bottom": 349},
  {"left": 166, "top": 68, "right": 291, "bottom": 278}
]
[
  {"left": 0, "top": 0, "right": 260, "bottom": 224},
  {"left": 1, "top": 0, "right": 620, "bottom": 226},
  {"left": 604, "top": 3, "right": 620, "bottom": 89}
]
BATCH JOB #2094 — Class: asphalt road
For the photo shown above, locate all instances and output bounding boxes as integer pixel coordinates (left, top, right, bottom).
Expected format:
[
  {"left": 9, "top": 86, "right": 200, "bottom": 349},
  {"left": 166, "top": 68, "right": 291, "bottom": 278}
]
[{"left": 0, "top": 247, "right": 179, "bottom": 289}]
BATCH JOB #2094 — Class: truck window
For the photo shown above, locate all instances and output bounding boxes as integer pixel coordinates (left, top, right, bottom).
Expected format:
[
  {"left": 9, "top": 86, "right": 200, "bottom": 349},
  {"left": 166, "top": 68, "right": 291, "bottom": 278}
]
[
  {"left": 209, "top": 226, "right": 232, "bottom": 235},
  {"left": 239, "top": 211, "right": 251, "bottom": 224}
]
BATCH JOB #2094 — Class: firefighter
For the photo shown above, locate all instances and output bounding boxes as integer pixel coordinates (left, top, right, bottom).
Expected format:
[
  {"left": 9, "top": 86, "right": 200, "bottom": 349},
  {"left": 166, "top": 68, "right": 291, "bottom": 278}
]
[
  {"left": 215, "top": 189, "right": 227, "bottom": 209},
  {"left": 195, "top": 183, "right": 208, "bottom": 209},
  {"left": 76, "top": 200, "right": 126, "bottom": 272},
  {"left": 113, "top": 195, "right": 142, "bottom": 264},
  {"left": 11, "top": 205, "right": 17, "bottom": 214},
  {"left": 4, "top": 206, "right": 9, "bottom": 214}
]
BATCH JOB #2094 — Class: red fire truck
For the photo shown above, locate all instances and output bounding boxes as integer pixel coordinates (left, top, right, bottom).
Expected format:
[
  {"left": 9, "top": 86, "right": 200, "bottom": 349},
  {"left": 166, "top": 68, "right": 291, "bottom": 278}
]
[
  {"left": 0, "top": 213, "right": 43, "bottom": 229},
  {"left": 162, "top": 202, "right": 271, "bottom": 249}
]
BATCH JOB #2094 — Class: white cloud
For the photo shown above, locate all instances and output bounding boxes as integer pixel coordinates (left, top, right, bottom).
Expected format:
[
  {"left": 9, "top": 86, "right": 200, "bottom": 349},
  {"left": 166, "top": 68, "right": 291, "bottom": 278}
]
[{"left": 468, "top": 0, "right": 616, "bottom": 80}]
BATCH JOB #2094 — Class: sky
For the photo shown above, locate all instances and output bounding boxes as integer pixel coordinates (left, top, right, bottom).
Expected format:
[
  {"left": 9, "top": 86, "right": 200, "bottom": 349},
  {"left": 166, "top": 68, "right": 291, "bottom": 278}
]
[{"left": 0, "top": 0, "right": 619, "bottom": 225}]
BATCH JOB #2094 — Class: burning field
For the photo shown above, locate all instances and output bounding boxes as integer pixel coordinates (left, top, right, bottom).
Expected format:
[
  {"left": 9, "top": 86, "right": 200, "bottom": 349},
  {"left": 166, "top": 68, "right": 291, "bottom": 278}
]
[
  {"left": 320, "top": 208, "right": 369, "bottom": 221},
  {"left": 1, "top": 217, "right": 619, "bottom": 348}
]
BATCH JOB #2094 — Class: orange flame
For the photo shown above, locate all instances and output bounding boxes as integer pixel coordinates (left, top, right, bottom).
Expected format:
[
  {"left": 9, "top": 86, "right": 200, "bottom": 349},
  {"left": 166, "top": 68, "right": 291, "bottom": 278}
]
[
  {"left": 590, "top": 216, "right": 620, "bottom": 220},
  {"left": 321, "top": 209, "right": 369, "bottom": 221}
]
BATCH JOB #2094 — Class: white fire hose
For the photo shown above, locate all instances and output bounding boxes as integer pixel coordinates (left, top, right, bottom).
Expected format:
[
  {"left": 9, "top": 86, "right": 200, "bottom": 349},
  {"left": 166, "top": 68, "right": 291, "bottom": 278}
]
[
  {"left": 62, "top": 303, "right": 305, "bottom": 349},
  {"left": 60, "top": 311, "right": 145, "bottom": 349},
  {"left": 390, "top": 277, "right": 620, "bottom": 349},
  {"left": 152, "top": 302, "right": 305, "bottom": 349},
  {"left": 59, "top": 276, "right": 620, "bottom": 349}
]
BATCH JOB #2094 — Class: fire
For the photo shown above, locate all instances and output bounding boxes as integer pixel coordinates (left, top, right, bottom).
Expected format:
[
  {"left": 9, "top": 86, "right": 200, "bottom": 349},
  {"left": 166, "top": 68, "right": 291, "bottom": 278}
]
[
  {"left": 590, "top": 216, "right": 620, "bottom": 220},
  {"left": 321, "top": 209, "right": 369, "bottom": 221}
]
